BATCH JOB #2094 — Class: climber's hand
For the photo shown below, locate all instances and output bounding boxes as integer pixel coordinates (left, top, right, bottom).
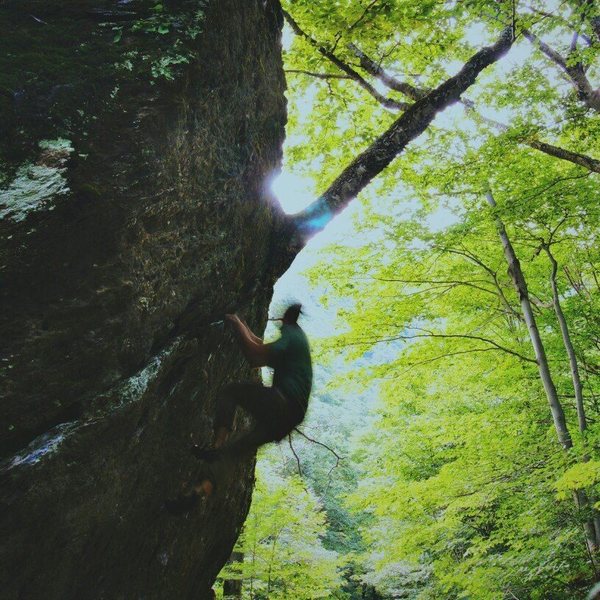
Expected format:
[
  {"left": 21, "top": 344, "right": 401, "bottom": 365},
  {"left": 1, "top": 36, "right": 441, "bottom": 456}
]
[
  {"left": 225, "top": 313, "right": 242, "bottom": 326},
  {"left": 225, "top": 313, "right": 246, "bottom": 335}
]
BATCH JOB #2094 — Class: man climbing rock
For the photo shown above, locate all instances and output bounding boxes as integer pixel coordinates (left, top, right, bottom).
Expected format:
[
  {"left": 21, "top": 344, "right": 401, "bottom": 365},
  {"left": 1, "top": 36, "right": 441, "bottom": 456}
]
[
  {"left": 166, "top": 303, "right": 312, "bottom": 514},
  {"left": 202, "top": 303, "right": 312, "bottom": 457}
]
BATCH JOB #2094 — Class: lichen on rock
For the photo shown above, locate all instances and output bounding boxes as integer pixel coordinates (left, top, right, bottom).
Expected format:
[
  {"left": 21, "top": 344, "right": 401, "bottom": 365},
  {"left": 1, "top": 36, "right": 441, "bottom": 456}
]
[{"left": 0, "top": 139, "right": 73, "bottom": 222}]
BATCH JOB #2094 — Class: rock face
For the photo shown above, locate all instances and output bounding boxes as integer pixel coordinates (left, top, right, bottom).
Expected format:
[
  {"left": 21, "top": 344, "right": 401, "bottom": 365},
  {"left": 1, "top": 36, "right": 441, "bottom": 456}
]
[{"left": 0, "top": 1, "right": 287, "bottom": 598}]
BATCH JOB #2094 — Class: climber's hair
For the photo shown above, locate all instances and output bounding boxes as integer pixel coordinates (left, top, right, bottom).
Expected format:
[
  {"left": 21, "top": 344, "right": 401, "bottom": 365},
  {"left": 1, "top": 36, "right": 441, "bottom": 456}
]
[{"left": 282, "top": 303, "right": 303, "bottom": 325}]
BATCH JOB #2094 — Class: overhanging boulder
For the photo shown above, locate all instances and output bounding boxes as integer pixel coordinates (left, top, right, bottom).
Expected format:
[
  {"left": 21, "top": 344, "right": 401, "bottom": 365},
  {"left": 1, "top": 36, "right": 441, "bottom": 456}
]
[{"left": 0, "top": 1, "right": 286, "bottom": 597}]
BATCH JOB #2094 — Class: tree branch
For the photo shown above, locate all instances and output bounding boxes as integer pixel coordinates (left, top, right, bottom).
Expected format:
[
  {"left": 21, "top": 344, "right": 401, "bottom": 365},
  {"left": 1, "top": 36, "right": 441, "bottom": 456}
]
[
  {"left": 519, "top": 172, "right": 591, "bottom": 204},
  {"left": 283, "top": 9, "right": 410, "bottom": 110},
  {"left": 373, "top": 276, "right": 499, "bottom": 295},
  {"left": 579, "top": 0, "right": 600, "bottom": 42},
  {"left": 347, "top": 0, "right": 380, "bottom": 33},
  {"left": 347, "top": 330, "right": 537, "bottom": 363},
  {"left": 287, "top": 434, "right": 302, "bottom": 476},
  {"left": 526, "top": 138, "right": 600, "bottom": 173},
  {"left": 462, "top": 105, "right": 600, "bottom": 173},
  {"left": 293, "top": 428, "right": 343, "bottom": 498},
  {"left": 522, "top": 28, "right": 600, "bottom": 112},
  {"left": 347, "top": 43, "right": 428, "bottom": 101},
  {"left": 397, "top": 347, "right": 513, "bottom": 375},
  {"left": 285, "top": 69, "right": 352, "bottom": 80},
  {"left": 293, "top": 428, "right": 344, "bottom": 462},
  {"left": 526, "top": 6, "right": 593, "bottom": 46},
  {"left": 290, "top": 27, "right": 514, "bottom": 239},
  {"left": 432, "top": 245, "right": 523, "bottom": 321},
  {"left": 371, "top": 276, "right": 515, "bottom": 309}
]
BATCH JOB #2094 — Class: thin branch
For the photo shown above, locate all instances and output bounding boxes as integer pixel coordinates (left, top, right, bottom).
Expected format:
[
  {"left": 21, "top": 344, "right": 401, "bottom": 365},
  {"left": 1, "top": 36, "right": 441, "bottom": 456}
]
[
  {"left": 30, "top": 14, "right": 48, "bottom": 25},
  {"left": 293, "top": 428, "right": 344, "bottom": 463},
  {"left": 346, "top": 330, "right": 537, "bottom": 363},
  {"left": 522, "top": 28, "right": 568, "bottom": 68},
  {"left": 432, "top": 246, "right": 524, "bottom": 321},
  {"left": 299, "top": 429, "right": 344, "bottom": 499},
  {"left": 577, "top": 0, "right": 600, "bottom": 43},
  {"left": 347, "top": 0, "right": 380, "bottom": 33},
  {"left": 434, "top": 244, "right": 496, "bottom": 275},
  {"left": 285, "top": 69, "right": 352, "bottom": 80},
  {"left": 372, "top": 276, "right": 505, "bottom": 297},
  {"left": 283, "top": 9, "right": 410, "bottom": 110},
  {"left": 522, "top": 28, "right": 600, "bottom": 112},
  {"left": 525, "top": 7, "right": 593, "bottom": 45},
  {"left": 570, "top": 30, "right": 579, "bottom": 53},
  {"left": 398, "top": 347, "right": 507, "bottom": 374},
  {"left": 348, "top": 43, "right": 428, "bottom": 101},
  {"left": 463, "top": 105, "right": 600, "bottom": 173},
  {"left": 421, "top": 333, "right": 535, "bottom": 364},
  {"left": 519, "top": 172, "right": 591, "bottom": 204},
  {"left": 287, "top": 434, "right": 302, "bottom": 476}
]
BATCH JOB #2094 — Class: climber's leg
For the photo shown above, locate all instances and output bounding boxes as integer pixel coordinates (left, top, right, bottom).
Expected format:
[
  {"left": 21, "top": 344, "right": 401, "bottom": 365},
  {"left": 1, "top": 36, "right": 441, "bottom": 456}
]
[
  {"left": 164, "top": 467, "right": 217, "bottom": 516},
  {"left": 210, "top": 382, "right": 286, "bottom": 445}
]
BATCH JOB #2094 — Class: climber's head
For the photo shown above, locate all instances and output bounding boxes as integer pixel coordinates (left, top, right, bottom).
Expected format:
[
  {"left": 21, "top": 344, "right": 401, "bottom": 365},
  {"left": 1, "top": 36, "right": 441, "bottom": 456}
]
[{"left": 282, "top": 303, "right": 303, "bottom": 325}]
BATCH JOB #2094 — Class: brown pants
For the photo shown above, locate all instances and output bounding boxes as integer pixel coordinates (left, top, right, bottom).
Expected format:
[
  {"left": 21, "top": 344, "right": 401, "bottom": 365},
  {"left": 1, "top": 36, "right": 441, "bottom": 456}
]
[{"left": 213, "top": 382, "right": 305, "bottom": 458}]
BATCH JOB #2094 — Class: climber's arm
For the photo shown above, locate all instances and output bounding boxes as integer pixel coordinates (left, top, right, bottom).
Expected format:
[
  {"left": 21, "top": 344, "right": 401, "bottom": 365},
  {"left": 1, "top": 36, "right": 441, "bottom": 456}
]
[
  {"left": 240, "top": 318, "right": 262, "bottom": 345},
  {"left": 226, "top": 314, "right": 269, "bottom": 367}
]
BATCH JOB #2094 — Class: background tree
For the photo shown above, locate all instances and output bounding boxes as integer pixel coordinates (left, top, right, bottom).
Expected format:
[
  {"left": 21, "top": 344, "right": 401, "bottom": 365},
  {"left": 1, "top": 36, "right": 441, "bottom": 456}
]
[
  {"left": 218, "top": 459, "right": 342, "bottom": 599},
  {"left": 240, "top": 3, "right": 600, "bottom": 596},
  {"left": 301, "top": 106, "right": 600, "bottom": 597}
]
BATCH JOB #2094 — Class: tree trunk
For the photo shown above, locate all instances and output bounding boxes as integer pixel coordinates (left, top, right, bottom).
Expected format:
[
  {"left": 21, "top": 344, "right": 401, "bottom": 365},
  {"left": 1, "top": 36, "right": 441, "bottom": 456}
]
[
  {"left": 485, "top": 191, "right": 572, "bottom": 449},
  {"left": 545, "top": 245, "right": 600, "bottom": 546},
  {"left": 486, "top": 190, "right": 600, "bottom": 558},
  {"left": 223, "top": 551, "right": 244, "bottom": 599},
  {"left": 545, "top": 245, "right": 587, "bottom": 432}
]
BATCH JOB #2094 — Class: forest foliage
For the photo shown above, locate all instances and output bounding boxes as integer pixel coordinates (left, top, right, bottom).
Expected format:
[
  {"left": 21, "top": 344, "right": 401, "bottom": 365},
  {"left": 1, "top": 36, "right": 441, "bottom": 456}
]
[{"left": 219, "top": 0, "right": 600, "bottom": 598}]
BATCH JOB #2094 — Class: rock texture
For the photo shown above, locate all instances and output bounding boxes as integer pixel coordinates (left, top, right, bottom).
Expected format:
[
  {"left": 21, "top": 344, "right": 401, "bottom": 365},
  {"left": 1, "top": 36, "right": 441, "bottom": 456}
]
[{"left": 0, "top": 1, "right": 287, "bottom": 598}]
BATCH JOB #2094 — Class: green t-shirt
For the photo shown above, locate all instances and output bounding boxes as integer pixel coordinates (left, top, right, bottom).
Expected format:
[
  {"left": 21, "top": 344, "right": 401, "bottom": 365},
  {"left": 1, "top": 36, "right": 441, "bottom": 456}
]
[{"left": 266, "top": 323, "right": 313, "bottom": 408}]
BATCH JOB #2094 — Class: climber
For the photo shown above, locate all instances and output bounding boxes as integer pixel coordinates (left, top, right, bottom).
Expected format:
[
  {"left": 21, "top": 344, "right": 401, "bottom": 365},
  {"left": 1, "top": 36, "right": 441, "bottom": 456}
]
[{"left": 165, "top": 303, "right": 312, "bottom": 515}]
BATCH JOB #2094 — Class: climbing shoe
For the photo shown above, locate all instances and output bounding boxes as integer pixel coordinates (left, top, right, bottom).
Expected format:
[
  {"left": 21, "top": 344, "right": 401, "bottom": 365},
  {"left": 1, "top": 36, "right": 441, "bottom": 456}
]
[
  {"left": 191, "top": 444, "right": 220, "bottom": 462},
  {"left": 164, "top": 490, "right": 199, "bottom": 516},
  {"left": 165, "top": 471, "right": 216, "bottom": 516}
]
